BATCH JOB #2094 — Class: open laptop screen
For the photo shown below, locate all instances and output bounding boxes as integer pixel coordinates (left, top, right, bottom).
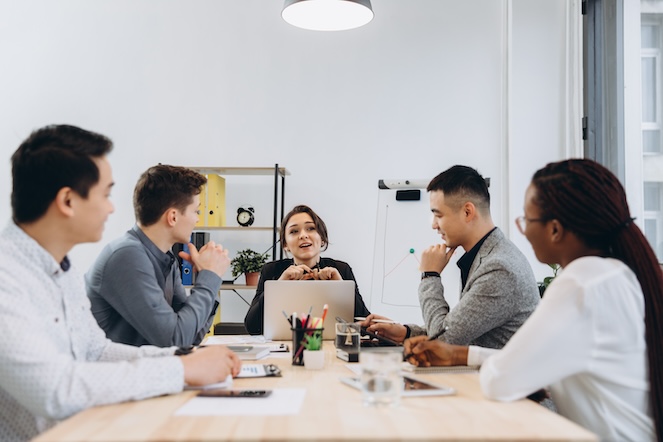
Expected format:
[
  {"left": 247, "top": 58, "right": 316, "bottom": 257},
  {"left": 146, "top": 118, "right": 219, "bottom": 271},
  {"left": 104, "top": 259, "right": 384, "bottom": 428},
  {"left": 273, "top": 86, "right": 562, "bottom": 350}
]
[{"left": 263, "top": 280, "right": 355, "bottom": 340}]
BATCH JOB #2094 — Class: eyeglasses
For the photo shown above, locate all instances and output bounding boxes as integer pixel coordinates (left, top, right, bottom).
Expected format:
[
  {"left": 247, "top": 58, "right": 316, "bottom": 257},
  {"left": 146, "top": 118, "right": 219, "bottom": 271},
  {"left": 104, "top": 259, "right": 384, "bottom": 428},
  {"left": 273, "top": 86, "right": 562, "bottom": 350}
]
[{"left": 515, "top": 216, "right": 547, "bottom": 234}]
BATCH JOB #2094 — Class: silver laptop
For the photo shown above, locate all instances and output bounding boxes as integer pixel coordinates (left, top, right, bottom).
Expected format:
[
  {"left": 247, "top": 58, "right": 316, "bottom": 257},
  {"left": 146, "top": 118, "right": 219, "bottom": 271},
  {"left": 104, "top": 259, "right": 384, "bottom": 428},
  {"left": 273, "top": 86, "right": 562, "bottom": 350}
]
[{"left": 263, "top": 280, "right": 355, "bottom": 340}]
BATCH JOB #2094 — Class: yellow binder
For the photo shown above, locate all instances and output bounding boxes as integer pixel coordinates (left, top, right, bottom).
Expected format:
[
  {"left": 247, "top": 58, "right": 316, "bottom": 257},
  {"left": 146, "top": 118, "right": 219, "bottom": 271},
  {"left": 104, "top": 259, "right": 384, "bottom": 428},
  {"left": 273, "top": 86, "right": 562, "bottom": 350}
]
[
  {"left": 195, "top": 180, "right": 207, "bottom": 228},
  {"left": 196, "top": 174, "right": 226, "bottom": 227}
]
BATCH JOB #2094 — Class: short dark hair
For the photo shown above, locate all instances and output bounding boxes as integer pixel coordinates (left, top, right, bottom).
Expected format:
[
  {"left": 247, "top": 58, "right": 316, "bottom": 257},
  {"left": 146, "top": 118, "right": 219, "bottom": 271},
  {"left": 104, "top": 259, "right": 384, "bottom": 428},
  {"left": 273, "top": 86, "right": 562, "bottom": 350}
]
[
  {"left": 427, "top": 165, "right": 490, "bottom": 212},
  {"left": 133, "top": 165, "right": 207, "bottom": 226},
  {"left": 11, "top": 124, "right": 114, "bottom": 223},
  {"left": 279, "top": 205, "right": 330, "bottom": 252}
]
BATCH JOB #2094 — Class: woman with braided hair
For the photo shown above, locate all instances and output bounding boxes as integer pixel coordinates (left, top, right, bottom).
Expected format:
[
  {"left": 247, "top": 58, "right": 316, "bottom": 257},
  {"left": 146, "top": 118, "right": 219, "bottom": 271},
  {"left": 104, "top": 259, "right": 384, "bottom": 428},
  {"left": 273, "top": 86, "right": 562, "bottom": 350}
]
[{"left": 404, "top": 159, "right": 661, "bottom": 441}]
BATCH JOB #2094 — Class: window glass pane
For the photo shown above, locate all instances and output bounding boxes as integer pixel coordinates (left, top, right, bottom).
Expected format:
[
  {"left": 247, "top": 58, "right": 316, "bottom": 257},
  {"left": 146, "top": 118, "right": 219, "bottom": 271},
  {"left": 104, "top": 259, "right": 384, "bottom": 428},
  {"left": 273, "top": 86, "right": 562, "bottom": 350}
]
[
  {"left": 644, "top": 219, "right": 660, "bottom": 260},
  {"left": 642, "top": 57, "right": 657, "bottom": 122},
  {"left": 642, "top": 6, "right": 663, "bottom": 263},
  {"left": 642, "top": 24, "right": 660, "bottom": 48},
  {"left": 644, "top": 182, "right": 662, "bottom": 210},
  {"left": 643, "top": 129, "right": 661, "bottom": 152}
]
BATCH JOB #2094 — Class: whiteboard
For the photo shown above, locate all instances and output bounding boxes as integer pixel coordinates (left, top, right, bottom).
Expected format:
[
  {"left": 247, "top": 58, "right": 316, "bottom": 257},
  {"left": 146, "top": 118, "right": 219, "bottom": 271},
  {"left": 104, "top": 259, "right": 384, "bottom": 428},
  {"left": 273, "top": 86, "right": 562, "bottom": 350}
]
[{"left": 368, "top": 188, "right": 462, "bottom": 325}]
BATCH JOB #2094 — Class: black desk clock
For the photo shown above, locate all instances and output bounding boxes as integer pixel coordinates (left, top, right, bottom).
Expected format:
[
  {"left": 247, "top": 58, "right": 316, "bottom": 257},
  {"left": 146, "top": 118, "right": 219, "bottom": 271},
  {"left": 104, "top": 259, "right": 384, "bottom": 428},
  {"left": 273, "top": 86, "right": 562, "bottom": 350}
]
[{"left": 237, "top": 206, "right": 255, "bottom": 227}]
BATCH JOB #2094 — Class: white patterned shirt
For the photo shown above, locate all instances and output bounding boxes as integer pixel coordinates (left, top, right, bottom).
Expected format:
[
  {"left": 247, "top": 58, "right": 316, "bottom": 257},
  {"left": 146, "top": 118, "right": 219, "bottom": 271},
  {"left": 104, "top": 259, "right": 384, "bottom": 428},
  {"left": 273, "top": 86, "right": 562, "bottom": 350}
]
[{"left": 0, "top": 222, "right": 184, "bottom": 441}]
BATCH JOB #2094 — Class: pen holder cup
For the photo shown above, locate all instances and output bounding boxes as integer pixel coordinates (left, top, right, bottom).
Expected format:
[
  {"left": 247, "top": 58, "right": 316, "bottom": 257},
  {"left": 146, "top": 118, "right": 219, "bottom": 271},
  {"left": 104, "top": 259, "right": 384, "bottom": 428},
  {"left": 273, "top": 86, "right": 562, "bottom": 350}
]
[{"left": 291, "top": 327, "right": 324, "bottom": 366}]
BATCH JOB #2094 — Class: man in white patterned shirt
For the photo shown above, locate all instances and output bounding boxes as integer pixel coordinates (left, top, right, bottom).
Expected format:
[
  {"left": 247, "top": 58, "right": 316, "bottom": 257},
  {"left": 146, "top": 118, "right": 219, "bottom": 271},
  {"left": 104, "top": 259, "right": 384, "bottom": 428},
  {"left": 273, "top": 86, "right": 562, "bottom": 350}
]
[{"left": 0, "top": 125, "right": 241, "bottom": 441}]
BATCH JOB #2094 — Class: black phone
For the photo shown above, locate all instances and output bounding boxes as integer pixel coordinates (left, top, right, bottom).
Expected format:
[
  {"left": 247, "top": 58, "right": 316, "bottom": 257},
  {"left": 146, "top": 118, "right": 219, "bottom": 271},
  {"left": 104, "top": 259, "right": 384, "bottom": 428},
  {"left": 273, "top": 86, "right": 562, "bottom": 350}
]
[
  {"left": 198, "top": 389, "right": 272, "bottom": 398},
  {"left": 360, "top": 326, "right": 401, "bottom": 347}
]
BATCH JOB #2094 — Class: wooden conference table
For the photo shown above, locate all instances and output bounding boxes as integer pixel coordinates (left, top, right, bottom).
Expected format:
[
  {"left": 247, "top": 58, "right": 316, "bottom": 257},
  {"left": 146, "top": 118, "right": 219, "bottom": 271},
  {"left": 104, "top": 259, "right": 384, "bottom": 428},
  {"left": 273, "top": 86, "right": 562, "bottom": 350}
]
[{"left": 35, "top": 342, "right": 597, "bottom": 441}]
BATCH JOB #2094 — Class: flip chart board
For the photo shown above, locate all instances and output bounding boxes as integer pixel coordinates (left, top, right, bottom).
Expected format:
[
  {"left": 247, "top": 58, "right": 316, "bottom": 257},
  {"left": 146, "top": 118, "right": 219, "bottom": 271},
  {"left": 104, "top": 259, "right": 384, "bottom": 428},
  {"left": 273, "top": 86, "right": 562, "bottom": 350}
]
[{"left": 369, "top": 187, "right": 462, "bottom": 325}]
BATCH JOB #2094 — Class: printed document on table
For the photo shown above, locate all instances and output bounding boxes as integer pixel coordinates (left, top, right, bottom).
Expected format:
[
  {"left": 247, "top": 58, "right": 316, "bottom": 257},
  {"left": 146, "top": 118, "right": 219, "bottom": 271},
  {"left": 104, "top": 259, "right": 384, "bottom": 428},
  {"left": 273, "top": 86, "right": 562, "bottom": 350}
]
[
  {"left": 185, "top": 364, "right": 280, "bottom": 389},
  {"left": 175, "top": 389, "right": 306, "bottom": 416}
]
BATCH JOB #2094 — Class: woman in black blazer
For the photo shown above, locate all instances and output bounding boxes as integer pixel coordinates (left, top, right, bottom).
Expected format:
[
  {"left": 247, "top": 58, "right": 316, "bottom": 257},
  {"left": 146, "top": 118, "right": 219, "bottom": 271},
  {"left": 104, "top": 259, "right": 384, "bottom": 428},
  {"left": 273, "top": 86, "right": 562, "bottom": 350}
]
[{"left": 244, "top": 205, "right": 370, "bottom": 334}]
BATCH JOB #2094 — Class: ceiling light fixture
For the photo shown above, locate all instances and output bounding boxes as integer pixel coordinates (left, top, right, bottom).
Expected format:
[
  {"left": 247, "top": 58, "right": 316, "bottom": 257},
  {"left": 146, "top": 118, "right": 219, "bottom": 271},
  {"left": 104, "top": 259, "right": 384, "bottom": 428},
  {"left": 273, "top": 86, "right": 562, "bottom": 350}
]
[{"left": 282, "top": 0, "right": 374, "bottom": 31}]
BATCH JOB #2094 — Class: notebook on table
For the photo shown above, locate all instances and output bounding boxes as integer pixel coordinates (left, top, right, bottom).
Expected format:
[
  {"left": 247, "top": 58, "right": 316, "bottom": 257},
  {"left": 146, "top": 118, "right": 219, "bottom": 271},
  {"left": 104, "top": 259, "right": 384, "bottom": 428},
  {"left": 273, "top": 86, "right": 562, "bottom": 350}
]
[{"left": 263, "top": 280, "right": 355, "bottom": 340}]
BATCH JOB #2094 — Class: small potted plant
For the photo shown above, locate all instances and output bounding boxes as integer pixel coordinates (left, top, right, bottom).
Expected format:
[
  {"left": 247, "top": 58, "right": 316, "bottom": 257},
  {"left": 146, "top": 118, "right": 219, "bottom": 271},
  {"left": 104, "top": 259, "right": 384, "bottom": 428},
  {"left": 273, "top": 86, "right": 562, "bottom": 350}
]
[
  {"left": 230, "top": 249, "right": 269, "bottom": 286},
  {"left": 538, "top": 263, "right": 560, "bottom": 297}
]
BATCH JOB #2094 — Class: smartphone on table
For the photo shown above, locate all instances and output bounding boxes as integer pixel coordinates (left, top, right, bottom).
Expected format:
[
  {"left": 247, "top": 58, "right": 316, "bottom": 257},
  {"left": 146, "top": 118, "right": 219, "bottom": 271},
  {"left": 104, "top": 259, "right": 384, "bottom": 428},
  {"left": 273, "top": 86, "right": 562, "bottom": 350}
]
[{"left": 198, "top": 389, "right": 272, "bottom": 398}]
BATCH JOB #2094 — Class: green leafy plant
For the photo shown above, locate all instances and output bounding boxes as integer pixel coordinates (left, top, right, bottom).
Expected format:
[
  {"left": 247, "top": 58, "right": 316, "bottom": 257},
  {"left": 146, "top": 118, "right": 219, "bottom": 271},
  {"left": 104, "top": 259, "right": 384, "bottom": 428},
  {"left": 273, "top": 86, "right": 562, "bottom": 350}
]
[
  {"left": 230, "top": 249, "right": 268, "bottom": 277},
  {"left": 538, "top": 263, "right": 560, "bottom": 297},
  {"left": 304, "top": 330, "right": 323, "bottom": 351}
]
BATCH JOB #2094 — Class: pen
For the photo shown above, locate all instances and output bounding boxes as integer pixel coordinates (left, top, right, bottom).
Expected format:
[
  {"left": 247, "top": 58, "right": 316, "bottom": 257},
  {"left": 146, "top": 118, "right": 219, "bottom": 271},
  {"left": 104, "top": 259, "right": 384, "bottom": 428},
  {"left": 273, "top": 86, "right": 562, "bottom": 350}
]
[
  {"left": 336, "top": 316, "right": 347, "bottom": 324},
  {"left": 402, "top": 326, "right": 449, "bottom": 361},
  {"left": 321, "top": 304, "right": 329, "bottom": 325},
  {"left": 303, "top": 305, "right": 313, "bottom": 329},
  {"left": 282, "top": 310, "right": 292, "bottom": 326},
  {"left": 355, "top": 316, "right": 398, "bottom": 324}
]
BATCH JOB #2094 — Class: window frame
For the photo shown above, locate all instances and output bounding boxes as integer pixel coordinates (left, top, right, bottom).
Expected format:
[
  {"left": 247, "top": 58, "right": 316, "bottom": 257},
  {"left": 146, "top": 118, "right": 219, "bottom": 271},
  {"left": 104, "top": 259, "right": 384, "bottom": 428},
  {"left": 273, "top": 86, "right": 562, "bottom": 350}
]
[{"left": 583, "top": 0, "right": 663, "bottom": 261}]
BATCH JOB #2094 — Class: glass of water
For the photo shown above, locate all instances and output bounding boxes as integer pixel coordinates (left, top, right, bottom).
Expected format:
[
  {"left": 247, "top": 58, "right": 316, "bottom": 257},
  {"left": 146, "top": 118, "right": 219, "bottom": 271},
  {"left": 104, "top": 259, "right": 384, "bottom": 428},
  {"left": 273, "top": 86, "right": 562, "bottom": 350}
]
[
  {"left": 335, "top": 322, "right": 360, "bottom": 352},
  {"left": 359, "top": 350, "right": 402, "bottom": 407}
]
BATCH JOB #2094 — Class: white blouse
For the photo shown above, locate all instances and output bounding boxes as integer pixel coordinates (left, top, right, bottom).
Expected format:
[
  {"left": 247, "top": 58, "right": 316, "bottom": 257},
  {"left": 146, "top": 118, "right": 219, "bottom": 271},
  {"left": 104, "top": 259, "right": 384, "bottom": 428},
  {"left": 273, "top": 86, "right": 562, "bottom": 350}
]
[{"left": 468, "top": 256, "right": 654, "bottom": 441}]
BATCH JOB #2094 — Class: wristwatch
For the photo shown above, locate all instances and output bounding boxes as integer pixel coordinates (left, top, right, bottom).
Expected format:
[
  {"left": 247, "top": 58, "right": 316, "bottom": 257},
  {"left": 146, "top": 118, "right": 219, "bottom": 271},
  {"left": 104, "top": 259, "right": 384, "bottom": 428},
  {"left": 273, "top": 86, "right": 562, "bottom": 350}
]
[
  {"left": 421, "top": 271, "right": 441, "bottom": 280},
  {"left": 175, "top": 345, "right": 195, "bottom": 355}
]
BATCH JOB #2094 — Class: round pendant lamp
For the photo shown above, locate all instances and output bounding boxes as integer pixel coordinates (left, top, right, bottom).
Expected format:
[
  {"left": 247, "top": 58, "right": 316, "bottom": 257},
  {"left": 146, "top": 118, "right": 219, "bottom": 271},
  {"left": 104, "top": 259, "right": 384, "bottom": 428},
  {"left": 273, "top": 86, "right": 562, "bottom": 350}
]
[{"left": 282, "top": 0, "right": 374, "bottom": 31}]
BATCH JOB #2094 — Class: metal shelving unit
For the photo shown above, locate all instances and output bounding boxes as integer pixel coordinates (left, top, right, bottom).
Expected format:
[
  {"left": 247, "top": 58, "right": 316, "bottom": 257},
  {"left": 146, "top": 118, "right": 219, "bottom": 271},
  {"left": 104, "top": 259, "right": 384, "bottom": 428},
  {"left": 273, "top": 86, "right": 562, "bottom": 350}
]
[
  {"left": 189, "top": 164, "right": 289, "bottom": 296},
  {"left": 189, "top": 165, "right": 289, "bottom": 262}
]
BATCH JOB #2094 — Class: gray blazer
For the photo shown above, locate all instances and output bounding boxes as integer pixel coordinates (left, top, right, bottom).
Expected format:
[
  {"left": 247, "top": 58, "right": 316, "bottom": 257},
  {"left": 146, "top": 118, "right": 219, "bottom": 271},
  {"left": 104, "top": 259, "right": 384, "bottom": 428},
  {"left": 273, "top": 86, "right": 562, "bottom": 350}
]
[{"left": 410, "top": 228, "right": 539, "bottom": 349}]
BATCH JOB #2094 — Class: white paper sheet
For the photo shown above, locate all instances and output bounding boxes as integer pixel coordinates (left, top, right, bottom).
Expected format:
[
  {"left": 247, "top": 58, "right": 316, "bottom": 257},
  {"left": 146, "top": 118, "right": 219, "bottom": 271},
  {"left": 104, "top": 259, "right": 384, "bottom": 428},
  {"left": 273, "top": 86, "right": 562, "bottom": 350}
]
[{"left": 175, "top": 388, "right": 306, "bottom": 416}]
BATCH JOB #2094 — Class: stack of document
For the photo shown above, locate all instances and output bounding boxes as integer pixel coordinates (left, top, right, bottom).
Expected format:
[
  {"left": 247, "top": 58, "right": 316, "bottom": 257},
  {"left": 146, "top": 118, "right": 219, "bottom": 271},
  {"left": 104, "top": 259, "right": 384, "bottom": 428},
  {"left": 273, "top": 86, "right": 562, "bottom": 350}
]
[
  {"left": 227, "top": 345, "right": 270, "bottom": 360},
  {"left": 204, "top": 335, "right": 268, "bottom": 345},
  {"left": 203, "top": 335, "right": 289, "bottom": 357}
]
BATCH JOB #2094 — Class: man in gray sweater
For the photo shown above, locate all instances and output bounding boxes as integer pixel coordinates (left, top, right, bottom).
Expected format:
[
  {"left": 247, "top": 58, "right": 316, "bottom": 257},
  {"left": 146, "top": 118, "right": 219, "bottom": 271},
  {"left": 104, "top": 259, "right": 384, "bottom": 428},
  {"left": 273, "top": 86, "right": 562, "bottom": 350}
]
[
  {"left": 86, "top": 165, "right": 229, "bottom": 347},
  {"left": 363, "top": 165, "right": 539, "bottom": 349}
]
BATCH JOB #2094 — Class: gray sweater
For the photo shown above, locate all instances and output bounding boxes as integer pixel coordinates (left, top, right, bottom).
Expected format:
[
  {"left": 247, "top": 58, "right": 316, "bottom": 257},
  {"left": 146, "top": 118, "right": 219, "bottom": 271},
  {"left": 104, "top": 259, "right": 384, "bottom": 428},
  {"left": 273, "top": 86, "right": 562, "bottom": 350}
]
[
  {"left": 86, "top": 225, "right": 221, "bottom": 347},
  {"left": 410, "top": 228, "right": 539, "bottom": 349}
]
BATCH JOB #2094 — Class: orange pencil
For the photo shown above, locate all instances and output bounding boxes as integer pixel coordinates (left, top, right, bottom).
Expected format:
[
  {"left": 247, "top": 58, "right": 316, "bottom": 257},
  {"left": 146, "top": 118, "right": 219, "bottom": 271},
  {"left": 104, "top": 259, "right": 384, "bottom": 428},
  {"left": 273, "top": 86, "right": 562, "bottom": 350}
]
[{"left": 320, "top": 303, "right": 329, "bottom": 325}]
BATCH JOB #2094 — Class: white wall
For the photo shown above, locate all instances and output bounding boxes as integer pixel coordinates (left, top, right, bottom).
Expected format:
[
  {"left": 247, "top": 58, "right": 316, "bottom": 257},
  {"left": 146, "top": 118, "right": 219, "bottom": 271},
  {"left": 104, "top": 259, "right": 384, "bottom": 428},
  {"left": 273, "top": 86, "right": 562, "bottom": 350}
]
[
  {"left": 509, "top": 0, "right": 571, "bottom": 282},
  {"left": 0, "top": 0, "right": 572, "bottom": 322}
]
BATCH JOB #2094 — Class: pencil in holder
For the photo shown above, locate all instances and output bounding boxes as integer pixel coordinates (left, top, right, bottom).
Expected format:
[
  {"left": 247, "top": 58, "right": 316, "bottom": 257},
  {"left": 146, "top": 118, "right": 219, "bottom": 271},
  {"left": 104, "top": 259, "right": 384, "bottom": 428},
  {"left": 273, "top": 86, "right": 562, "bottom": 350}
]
[{"left": 291, "top": 327, "right": 324, "bottom": 366}]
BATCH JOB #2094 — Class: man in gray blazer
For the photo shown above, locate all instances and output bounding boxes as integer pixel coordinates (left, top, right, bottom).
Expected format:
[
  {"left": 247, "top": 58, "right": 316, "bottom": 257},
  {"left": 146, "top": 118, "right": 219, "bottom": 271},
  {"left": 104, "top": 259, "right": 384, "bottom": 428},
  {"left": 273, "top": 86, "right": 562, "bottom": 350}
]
[{"left": 363, "top": 165, "right": 539, "bottom": 349}]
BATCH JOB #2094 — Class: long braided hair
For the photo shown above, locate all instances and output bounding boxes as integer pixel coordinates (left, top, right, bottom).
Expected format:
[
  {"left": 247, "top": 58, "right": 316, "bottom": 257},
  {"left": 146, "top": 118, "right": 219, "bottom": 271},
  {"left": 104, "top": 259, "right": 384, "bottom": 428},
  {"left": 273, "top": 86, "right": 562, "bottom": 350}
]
[{"left": 531, "top": 159, "right": 663, "bottom": 441}]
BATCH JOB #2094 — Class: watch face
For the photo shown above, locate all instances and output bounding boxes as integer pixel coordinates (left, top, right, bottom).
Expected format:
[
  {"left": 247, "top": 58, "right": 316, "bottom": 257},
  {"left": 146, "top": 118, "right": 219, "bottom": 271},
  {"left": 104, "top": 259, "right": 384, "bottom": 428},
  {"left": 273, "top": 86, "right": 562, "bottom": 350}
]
[{"left": 237, "top": 210, "right": 254, "bottom": 226}]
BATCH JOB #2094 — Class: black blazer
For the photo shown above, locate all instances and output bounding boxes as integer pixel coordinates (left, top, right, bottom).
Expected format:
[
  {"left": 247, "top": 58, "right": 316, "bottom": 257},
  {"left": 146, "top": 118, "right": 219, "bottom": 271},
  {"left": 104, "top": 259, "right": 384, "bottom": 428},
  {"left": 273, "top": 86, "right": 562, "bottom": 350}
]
[{"left": 243, "top": 258, "right": 371, "bottom": 335}]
